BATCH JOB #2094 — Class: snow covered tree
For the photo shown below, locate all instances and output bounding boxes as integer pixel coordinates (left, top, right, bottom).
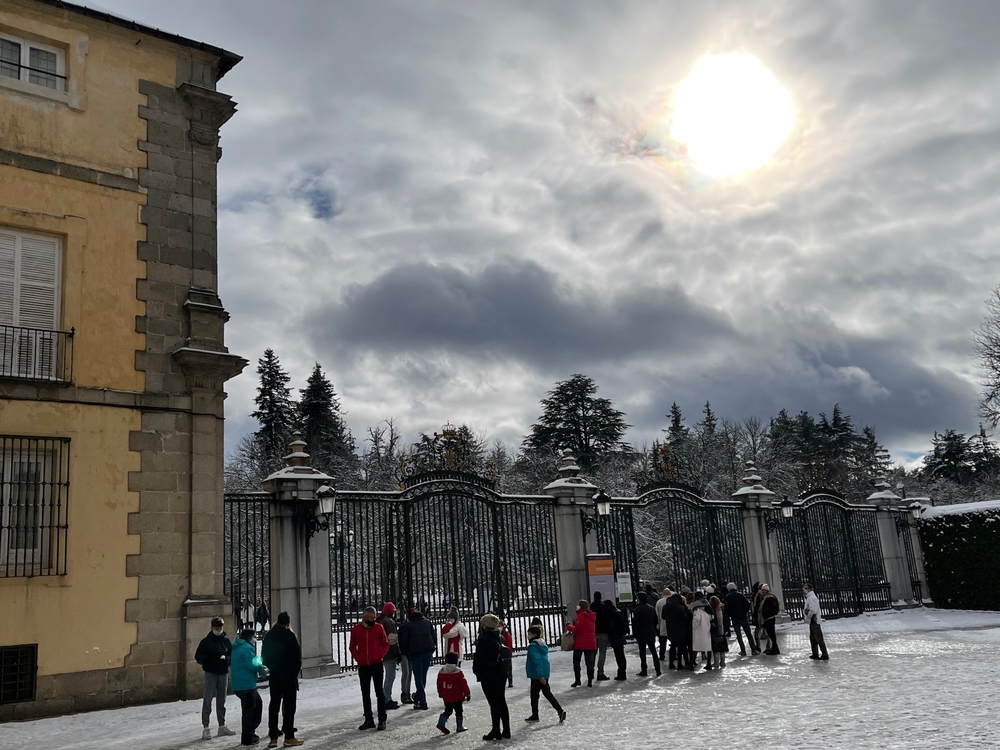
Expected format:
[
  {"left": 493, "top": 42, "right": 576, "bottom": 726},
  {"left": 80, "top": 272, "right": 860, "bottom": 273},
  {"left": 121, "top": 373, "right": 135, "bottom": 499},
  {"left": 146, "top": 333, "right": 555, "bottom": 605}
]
[
  {"left": 360, "top": 419, "right": 405, "bottom": 491},
  {"left": 298, "top": 362, "right": 358, "bottom": 485},
  {"left": 921, "top": 430, "right": 976, "bottom": 485},
  {"left": 974, "top": 284, "right": 1000, "bottom": 429},
  {"left": 521, "top": 374, "right": 629, "bottom": 472},
  {"left": 251, "top": 349, "right": 297, "bottom": 466}
]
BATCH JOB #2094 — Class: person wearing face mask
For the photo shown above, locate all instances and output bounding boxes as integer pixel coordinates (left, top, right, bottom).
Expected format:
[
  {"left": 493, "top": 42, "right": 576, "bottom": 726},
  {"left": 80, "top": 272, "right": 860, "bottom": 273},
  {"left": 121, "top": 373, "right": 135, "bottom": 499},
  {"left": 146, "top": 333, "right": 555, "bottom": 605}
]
[
  {"left": 231, "top": 628, "right": 267, "bottom": 746},
  {"left": 195, "top": 616, "right": 236, "bottom": 740},
  {"left": 351, "top": 606, "right": 391, "bottom": 731},
  {"left": 802, "top": 583, "right": 829, "bottom": 660}
]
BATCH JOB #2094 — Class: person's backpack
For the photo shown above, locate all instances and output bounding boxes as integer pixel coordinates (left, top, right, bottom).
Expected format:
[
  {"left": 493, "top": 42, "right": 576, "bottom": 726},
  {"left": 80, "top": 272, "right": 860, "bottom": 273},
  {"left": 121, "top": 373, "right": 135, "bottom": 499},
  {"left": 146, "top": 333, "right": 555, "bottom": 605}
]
[{"left": 498, "top": 639, "right": 511, "bottom": 668}]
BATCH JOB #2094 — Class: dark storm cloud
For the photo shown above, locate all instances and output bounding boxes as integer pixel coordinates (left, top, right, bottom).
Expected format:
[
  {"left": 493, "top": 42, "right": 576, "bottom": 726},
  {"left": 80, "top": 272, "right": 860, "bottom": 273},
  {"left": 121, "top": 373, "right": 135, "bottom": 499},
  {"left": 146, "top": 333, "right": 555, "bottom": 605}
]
[
  {"left": 91, "top": 0, "right": 1000, "bottom": 465},
  {"left": 308, "top": 258, "right": 738, "bottom": 363}
]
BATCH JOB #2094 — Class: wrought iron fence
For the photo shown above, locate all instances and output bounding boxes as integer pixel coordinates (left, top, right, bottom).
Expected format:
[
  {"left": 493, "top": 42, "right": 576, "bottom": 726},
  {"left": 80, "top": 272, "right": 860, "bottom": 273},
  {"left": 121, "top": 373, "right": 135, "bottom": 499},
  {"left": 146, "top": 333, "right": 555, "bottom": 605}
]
[
  {"left": 601, "top": 483, "right": 751, "bottom": 596},
  {"left": 0, "top": 325, "right": 74, "bottom": 383},
  {"left": 897, "top": 513, "right": 923, "bottom": 602},
  {"left": 0, "top": 436, "right": 70, "bottom": 577},
  {"left": 772, "top": 490, "right": 891, "bottom": 619},
  {"left": 223, "top": 493, "right": 272, "bottom": 632},
  {"left": 331, "top": 471, "right": 564, "bottom": 670}
]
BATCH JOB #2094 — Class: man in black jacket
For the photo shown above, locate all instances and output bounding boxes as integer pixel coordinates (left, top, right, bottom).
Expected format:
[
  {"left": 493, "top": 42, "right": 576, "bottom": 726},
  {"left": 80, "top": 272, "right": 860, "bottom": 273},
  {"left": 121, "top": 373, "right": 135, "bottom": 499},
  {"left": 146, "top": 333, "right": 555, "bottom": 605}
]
[
  {"left": 473, "top": 613, "right": 511, "bottom": 740},
  {"left": 723, "top": 583, "right": 759, "bottom": 656},
  {"left": 195, "top": 617, "right": 235, "bottom": 740},
  {"left": 663, "top": 592, "right": 692, "bottom": 670},
  {"left": 631, "top": 592, "right": 661, "bottom": 676},
  {"left": 758, "top": 585, "right": 781, "bottom": 655},
  {"left": 261, "top": 612, "right": 303, "bottom": 747},
  {"left": 398, "top": 608, "right": 436, "bottom": 710}
]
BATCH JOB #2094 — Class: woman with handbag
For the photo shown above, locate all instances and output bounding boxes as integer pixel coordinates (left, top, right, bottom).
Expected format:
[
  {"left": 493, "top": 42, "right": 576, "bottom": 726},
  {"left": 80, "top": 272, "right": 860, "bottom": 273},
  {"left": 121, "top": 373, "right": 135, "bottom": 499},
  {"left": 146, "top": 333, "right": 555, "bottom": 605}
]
[
  {"left": 565, "top": 600, "right": 597, "bottom": 687},
  {"left": 709, "top": 595, "right": 728, "bottom": 668}
]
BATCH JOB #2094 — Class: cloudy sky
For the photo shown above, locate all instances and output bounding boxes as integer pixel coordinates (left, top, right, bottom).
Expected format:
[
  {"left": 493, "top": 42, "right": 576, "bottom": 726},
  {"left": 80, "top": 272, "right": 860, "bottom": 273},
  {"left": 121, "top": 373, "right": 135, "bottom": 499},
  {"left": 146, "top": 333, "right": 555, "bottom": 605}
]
[{"left": 96, "top": 0, "right": 1000, "bottom": 465}]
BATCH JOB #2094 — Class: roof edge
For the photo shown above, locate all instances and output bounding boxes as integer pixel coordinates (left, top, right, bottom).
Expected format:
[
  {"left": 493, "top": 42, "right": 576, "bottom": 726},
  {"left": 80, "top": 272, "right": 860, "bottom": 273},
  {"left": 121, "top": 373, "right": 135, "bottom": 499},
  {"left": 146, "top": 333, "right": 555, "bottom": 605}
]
[{"left": 32, "top": 0, "right": 242, "bottom": 79}]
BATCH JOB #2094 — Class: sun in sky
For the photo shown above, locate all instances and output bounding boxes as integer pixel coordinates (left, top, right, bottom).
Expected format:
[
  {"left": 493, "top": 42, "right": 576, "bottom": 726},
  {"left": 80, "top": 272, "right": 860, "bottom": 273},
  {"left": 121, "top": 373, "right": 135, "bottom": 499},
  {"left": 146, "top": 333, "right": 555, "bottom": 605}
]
[{"left": 670, "top": 53, "right": 794, "bottom": 178}]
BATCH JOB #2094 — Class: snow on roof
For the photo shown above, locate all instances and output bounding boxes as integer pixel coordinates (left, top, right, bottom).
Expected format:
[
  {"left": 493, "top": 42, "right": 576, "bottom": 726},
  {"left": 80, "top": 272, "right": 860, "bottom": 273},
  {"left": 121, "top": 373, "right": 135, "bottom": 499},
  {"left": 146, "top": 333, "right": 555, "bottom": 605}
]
[{"left": 920, "top": 498, "right": 1000, "bottom": 519}]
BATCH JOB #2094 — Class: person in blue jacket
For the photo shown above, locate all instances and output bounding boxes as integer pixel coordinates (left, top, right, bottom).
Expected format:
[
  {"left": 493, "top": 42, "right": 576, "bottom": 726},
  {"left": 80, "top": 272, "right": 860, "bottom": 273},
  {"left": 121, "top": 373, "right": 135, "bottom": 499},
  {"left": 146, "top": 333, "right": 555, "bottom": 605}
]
[
  {"left": 231, "top": 628, "right": 267, "bottom": 746},
  {"left": 523, "top": 625, "right": 566, "bottom": 724}
]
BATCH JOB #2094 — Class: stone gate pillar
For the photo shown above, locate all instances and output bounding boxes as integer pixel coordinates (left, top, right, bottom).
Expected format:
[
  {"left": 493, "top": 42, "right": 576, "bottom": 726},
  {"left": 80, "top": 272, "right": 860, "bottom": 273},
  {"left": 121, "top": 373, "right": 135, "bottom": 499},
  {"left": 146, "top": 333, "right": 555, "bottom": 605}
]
[
  {"left": 733, "top": 463, "right": 786, "bottom": 609},
  {"left": 545, "top": 450, "right": 598, "bottom": 617},
  {"left": 868, "top": 480, "right": 913, "bottom": 605},
  {"left": 263, "top": 435, "right": 339, "bottom": 678}
]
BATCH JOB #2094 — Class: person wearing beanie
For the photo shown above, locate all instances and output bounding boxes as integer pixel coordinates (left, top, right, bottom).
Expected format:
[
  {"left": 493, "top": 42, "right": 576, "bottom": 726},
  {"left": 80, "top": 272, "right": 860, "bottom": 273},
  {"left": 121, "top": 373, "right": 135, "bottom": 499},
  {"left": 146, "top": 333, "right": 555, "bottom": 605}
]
[
  {"left": 566, "top": 600, "right": 598, "bottom": 687},
  {"left": 399, "top": 607, "right": 436, "bottom": 710},
  {"left": 351, "top": 606, "right": 390, "bottom": 731},
  {"left": 723, "top": 584, "right": 758, "bottom": 656},
  {"left": 436, "top": 652, "right": 471, "bottom": 734},
  {"left": 378, "top": 603, "right": 402, "bottom": 709},
  {"left": 230, "top": 628, "right": 266, "bottom": 746},
  {"left": 195, "top": 616, "right": 236, "bottom": 740},
  {"left": 473, "top": 614, "right": 511, "bottom": 740},
  {"left": 261, "top": 611, "right": 303, "bottom": 747}
]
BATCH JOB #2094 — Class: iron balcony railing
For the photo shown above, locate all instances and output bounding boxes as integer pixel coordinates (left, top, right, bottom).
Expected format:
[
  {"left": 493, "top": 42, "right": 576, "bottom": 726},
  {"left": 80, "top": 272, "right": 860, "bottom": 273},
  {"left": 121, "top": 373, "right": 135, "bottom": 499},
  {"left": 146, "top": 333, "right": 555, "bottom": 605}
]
[{"left": 0, "top": 325, "right": 74, "bottom": 384}]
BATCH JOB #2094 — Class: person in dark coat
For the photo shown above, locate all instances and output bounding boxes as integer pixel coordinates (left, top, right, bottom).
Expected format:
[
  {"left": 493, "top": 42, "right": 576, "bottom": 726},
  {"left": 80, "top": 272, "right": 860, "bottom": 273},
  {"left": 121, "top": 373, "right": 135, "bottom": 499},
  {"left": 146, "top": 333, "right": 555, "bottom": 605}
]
[
  {"left": 723, "top": 583, "right": 759, "bottom": 656},
  {"left": 378, "top": 603, "right": 401, "bottom": 709},
  {"left": 195, "top": 616, "right": 235, "bottom": 740},
  {"left": 605, "top": 599, "right": 629, "bottom": 680},
  {"left": 591, "top": 591, "right": 611, "bottom": 681},
  {"left": 261, "top": 611, "right": 303, "bottom": 747},
  {"left": 758, "top": 584, "right": 781, "bottom": 655},
  {"left": 631, "top": 592, "right": 661, "bottom": 676},
  {"left": 473, "top": 613, "right": 511, "bottom": 741},
  {"left": 663, "top": 592, "right": 692, "bottom": 670},
  {"left": 398, "top": 608, "right": 436, "bottom": 710},
  {"left": 750, "top": 582, "right": 763, "bottom": 650}
]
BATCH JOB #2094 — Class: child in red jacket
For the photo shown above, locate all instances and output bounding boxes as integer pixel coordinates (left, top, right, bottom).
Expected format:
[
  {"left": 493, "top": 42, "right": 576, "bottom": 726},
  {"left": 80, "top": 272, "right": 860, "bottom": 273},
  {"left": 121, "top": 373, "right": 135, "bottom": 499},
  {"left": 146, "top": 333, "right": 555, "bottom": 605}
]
[{"left": 435, "top": 652, "right": 470, "bottom": 734}]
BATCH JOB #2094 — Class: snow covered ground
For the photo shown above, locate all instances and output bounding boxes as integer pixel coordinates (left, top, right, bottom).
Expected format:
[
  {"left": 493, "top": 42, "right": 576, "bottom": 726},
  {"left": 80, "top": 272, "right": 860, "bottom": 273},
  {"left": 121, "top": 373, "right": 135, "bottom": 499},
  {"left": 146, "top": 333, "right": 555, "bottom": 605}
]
[{"left": 4, "top": 608, "right": 1000, "bottom": 750}]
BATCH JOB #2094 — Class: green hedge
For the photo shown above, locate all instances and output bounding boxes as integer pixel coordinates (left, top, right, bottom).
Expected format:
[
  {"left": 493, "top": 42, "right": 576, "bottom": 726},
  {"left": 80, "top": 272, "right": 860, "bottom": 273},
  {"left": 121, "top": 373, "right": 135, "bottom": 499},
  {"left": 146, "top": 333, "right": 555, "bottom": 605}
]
[{"left": 920, "top": 507, "right": 1000, "bottom": 610}]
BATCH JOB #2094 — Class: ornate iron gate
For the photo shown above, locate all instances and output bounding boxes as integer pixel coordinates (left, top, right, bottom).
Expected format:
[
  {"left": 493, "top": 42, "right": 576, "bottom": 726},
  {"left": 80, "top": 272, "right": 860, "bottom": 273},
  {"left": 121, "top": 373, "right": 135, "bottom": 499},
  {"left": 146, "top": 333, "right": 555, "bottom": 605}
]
[
  {"left": 772, "top": 489, "right": 891, "bottom": 618},
  {"left": 330, "top": 470, "right": 564, "bottom": 670},
  {"left": 896, "top": 512, "right": 923, "bottom": 602},
  {"left": 223, "top": 492, "right": 272, "bottom": 632},
  {"left": 600, "top": 483, "right": 751, "bottom": 595}
]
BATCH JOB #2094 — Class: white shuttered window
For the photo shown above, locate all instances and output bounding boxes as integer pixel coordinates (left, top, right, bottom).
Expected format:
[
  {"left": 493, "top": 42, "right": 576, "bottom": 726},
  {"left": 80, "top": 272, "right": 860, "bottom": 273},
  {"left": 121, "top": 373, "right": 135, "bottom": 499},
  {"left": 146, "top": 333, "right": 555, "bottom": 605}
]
[{"left": 0, "top": 229, "right": 61, "bottom": 379}]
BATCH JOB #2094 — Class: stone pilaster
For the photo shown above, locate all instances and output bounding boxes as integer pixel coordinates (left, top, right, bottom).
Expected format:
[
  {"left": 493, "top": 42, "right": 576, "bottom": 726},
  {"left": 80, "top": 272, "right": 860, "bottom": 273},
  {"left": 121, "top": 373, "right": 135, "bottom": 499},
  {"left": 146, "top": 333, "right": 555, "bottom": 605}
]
[
  {"left": 868, "top": 480, "right": 913, "bottom": 605},
  {"left": 264, "top": 436, "right": 339, "bottom": 678},
  {"left": 543, "top": 450, "right": 598, "bottom": 617},
  {"left": 126, "top": 68, "right": 247, "bottom": 702}
]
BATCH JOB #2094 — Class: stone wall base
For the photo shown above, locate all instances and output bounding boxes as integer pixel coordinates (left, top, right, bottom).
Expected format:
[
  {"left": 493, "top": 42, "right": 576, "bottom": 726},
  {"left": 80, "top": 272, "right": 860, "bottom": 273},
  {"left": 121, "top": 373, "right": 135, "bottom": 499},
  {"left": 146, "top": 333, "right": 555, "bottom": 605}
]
[
  {"left": 301, "top": 662, "right": 341, "bottom": 679},
  {"left": 0, "top": 666, "right": 180, "bottom": 722}
]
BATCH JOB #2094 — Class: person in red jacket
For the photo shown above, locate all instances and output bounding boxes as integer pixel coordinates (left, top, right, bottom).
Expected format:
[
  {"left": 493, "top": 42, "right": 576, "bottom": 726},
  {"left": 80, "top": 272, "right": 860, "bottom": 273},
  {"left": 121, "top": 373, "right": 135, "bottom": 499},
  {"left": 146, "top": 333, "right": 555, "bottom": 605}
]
[
  {"left": 500, "top": 622, "right": 514, "bottom": 688},
  {"left": 567, "top": 599, "right": 598, "bottom": 687},
  {"left": 350, "top": 606, "right": 390, "bottom": 731},
  {"left": 435, "top": 652, "right": 470, "bottom": 735}
]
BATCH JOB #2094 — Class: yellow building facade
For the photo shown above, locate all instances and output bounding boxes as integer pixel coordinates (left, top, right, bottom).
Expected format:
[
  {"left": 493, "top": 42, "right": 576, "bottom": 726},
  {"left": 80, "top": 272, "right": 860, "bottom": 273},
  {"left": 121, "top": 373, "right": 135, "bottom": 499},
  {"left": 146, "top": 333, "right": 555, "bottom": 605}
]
[{"left": 0, "top": 0, "right": 245, "bottom": 719}]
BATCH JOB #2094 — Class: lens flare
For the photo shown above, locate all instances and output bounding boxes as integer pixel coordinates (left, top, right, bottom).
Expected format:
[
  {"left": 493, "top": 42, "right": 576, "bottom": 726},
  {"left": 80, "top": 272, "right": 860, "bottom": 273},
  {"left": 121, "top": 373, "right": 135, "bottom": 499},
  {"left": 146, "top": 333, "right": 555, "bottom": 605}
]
[{"left": 670, "top": 53, "right": 793, "bottom": 178}]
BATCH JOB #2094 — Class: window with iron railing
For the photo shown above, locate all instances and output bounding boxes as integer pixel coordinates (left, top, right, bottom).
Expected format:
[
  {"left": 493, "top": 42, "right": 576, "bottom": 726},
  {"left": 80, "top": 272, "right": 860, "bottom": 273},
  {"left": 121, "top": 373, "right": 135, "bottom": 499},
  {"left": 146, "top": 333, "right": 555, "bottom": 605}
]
[
  {"left": 0, "top": 436, "right": 70, "bottom": 577},
  {"left": 0, "top": 33, "right": 65, "bottom": 91},
  {"left": 0, "top": 644, "right": 37, "bottom": 704},
  {"left": 0, "top": 228, "right": 73, "bottom": 383}
]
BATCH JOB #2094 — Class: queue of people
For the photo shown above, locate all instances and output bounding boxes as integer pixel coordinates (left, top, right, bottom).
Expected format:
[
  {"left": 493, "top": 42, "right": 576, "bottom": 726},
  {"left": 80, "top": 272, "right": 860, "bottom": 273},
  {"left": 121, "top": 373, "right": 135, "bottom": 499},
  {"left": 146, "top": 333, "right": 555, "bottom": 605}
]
[{"left": 196, "top": 582, "right": 826, "bottom": 745}]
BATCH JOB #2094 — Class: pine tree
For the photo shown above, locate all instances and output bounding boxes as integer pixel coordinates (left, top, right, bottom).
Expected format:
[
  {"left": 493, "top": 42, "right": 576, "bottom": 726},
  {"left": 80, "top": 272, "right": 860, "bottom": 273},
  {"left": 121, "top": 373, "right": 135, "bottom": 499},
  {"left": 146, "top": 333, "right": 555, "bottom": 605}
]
[
  {"left": 298, "top": 362, "right": 358, "bottom": 484},
  {"left": 251, "top": 349, "right": 297, "bottom": 469},
  {"left": 521, "top": 374, "right": 629, "bottom": 472},
  {"left": 921, "top": 430, "right": 975, "bottom": 484}
]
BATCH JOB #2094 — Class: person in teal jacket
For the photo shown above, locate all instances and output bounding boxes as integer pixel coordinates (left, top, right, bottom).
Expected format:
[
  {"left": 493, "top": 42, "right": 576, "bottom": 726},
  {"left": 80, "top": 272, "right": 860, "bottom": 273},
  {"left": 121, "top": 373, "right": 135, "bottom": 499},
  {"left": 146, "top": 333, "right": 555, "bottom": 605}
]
[
  {"left": 524, "top": 626, "right": 566, "bottom": 724},
  {"left": 231, "top": 628, "right": 267, "bottom": 746}
]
